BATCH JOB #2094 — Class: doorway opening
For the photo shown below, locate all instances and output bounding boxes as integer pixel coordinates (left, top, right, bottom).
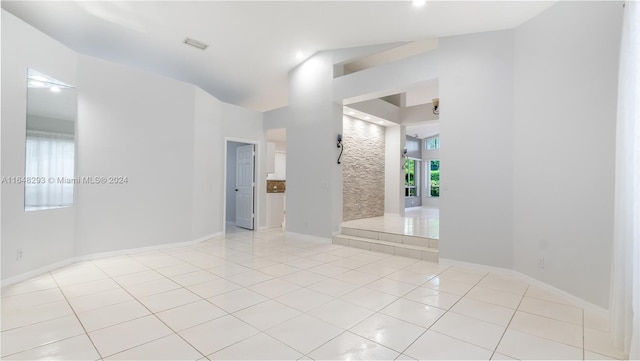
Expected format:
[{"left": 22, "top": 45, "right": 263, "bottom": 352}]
[
  {"left": 266, "top": 128, "right": 287, "bottom": 230},
  {"left": 336, "top": 56, "right": 441, "bottom": 244},
  {"left": 225, "top": 140, "right": 256, "bottom": 232}
]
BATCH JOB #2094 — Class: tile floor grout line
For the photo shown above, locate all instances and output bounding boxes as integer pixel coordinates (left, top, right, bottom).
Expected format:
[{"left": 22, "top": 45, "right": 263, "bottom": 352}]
[
  {"left": 509, "top": 304, "right": 589, "bottom": 351},
  {"left": 1, "top": 332, "right": 96, "bottom": 360},
  {"left": 90, "top": 256, "right": 227, "bottom": 359},
  {"left": 201, "top": 313, "right": 286, "bottom": 358},
  {"left": 0, "top": 310, "right": 75, "bottom": 334},
  {"left": 514, "top": 307, "right": 585, "bottom": 326},
  {"left": 97, "top": 266, "right": 211, "bottom": 360},
  {"left": 301, "top": 328, "right": 351, "bottom": 359},
  {"left": 211, "top": 235, "right": 410, "bottom": 358},
  {"left": 204, "top": 329, "right": 298, "bottom": 359},
  {"left": 0, "top": 283, "right": 59, "bottom": 299},
  {"left": 395, "top": 268, "right": 486, "bottom": 358},
  {"left": 5, "top": 232, "right": 392, "bottom": 356},
  {"left": 234, "top": 227, "right": 439, "bottom": 358},
  {"left": 343, "top": 313, "right": 427, "bottom": 356},
  {"left": 121, "top": 236, "right": 361, "bottom": 359},
  {"left": 48, "top": 270, "right": 105, "bottom": 360},
  {"left": 6, "top": 226, "right": 603, "bottom": 360},
  {"left": 490, "top": 283, "right": 529, "bottom": 360},
  {"left": 430, "top": 328, "right": 498, "bottom": 354}
]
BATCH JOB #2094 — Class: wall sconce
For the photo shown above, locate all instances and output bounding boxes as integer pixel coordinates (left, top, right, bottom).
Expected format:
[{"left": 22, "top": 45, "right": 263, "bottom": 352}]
[
  {"left": 432, "top": 98, "right": 439, "bottom": 115},
  {"left": 337, "top": 134, "right": 343, "bottom": 164}
]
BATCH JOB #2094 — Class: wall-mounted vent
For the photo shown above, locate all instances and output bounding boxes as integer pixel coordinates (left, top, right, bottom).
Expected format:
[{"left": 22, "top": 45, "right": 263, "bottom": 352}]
[{"left": 183, "top": 37, "right": 208, "bottom": 50}]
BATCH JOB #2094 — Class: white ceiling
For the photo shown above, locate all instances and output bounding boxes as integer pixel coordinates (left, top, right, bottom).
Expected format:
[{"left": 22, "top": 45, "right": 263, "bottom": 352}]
[
  {"left": 3, "top": 1, "right": 555, "bottom": 112},
  {"left": 343, "top": 107, "right": 395, "bottom": 127},
  {"left": 406, "top": 121, "right": 440, "bottom": 139}
]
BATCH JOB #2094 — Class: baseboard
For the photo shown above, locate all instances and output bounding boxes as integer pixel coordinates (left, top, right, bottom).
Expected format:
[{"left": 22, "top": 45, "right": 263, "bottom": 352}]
[
  {"left": 1, "top": 259, "right": 75, "bottom": 288},
  {"left": 193, "top": 232, "right": 224, "bottom": 243},
  {"left": 76, "top": 238, "right": 205, "bottom": 262},
  {"left": 1, "top": 232, "right": 223, "bottom": 288},
  {"left": 439, "top": 257, "right": 609, "bottom": 317}
]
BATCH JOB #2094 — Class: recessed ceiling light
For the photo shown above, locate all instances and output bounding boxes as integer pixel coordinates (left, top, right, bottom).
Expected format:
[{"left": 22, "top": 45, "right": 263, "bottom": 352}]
[
  {"left": 184, "top": 37, "right": 208, "bottom": 50},
  {"left": 50, "top": 86, "right": 61, "bottom": 93},
  {"left": 412, "top": 0, "right": 426, "bottom": 7},
  {"left": 296, "top": 52, "right": 304, "bottom": 60}
]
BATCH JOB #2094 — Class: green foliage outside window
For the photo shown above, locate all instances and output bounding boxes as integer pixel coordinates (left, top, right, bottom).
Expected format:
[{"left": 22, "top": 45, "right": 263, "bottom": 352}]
[
  {"left": 405, "top": 159, "right": 417, "bottom": 197},
  {"left": 405, "top": 159, "right": 415, "bottom": 186},
  {"left": 430, "top": 160, "right": 440, "bottom": 197}
]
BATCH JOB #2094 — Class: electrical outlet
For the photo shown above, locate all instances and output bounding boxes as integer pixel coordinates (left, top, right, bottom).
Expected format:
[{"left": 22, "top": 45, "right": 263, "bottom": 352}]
[
  {"left": 16, "top": 249, "right": 23, "bottom": 261},
  {"left": 538, "top": 257, "right": 545, "bottom": 269}
]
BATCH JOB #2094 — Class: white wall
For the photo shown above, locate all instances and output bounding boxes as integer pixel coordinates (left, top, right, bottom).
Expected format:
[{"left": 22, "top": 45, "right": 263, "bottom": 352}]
[
  {"left": 75, "top": 55, "right": 196, "bottom": 255},
  {"left": 1, "top": 10, "right": 78, "bottom": 279},
  {"left": 286, "top": 53, "right": 343, "bottom": 237},
  {"left": 263, "top": 106, "right": 290, "bottom": 130},
  {"left": 1, "top": 11, "right": 266, "bottom": 282},
  {"left": 439, "top": 29, "right": 515, "bottom": 270},
  {"left": 513, "top": 1, "right": 622, "bottom": 308},
  {"left": 438, "top": 1, "right": 621, "bottom": 307},
  {"left": 192, "top": 88, "right": 224, "bottom": 240},
  {"left": 385, "top": 125, "right": 406, "bottom": 215}
]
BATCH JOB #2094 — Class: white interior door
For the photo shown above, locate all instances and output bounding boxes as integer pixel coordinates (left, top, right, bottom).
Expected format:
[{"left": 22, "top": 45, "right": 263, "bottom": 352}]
[{"left": 235, "top": 144, "right": 255, "bottom": 230}]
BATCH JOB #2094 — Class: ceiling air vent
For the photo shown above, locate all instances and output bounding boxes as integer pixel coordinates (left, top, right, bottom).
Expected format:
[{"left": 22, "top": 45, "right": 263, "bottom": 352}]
[{"left": 183, "top": 37, "right": 208, "bottom": 50}]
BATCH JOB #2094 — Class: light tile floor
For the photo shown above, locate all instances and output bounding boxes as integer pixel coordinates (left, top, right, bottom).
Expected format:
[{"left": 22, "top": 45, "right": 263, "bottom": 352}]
[
  {"left": 1, "top": 227, "right": 626, "bottom": 360},
  {"left": 341, "top": 206, "right": 439, "bottom": 239}
]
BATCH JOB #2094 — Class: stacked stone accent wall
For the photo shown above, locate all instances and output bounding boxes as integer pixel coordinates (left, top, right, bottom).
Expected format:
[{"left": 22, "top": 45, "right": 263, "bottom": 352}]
[{"left": 342, "top": 116, "right": 385, "bottom": 221}]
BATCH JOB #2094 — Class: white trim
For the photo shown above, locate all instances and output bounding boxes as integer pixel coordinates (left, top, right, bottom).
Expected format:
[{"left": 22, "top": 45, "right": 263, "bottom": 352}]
[
  {"left": 440, "top": 257, "right": 609, "bottom": 317},
  {"left": 1, "top": 232, "right": 222, "bottom": 288}
]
